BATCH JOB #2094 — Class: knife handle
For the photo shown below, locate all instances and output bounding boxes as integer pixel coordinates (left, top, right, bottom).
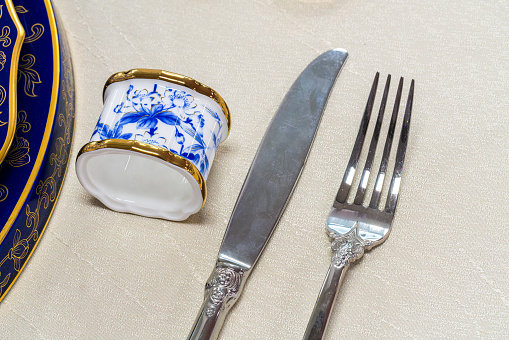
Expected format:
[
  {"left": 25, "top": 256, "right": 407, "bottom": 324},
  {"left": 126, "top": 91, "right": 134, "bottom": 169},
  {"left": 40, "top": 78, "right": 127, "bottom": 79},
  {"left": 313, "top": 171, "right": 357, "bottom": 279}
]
[
  {"left": 188, "top": 263, "right": 246, "bottom": 340},
  {"left": 303, "top": 260, "right": 350, "bottom": 340}
]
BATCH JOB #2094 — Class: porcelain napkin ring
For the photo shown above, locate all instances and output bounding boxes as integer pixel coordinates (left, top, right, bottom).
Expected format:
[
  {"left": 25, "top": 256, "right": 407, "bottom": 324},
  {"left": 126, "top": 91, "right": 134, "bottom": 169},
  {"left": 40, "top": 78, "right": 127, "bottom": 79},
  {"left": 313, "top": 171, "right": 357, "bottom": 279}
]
[{"left": 76, "top": 69, "right": 231, "bottom": 221}]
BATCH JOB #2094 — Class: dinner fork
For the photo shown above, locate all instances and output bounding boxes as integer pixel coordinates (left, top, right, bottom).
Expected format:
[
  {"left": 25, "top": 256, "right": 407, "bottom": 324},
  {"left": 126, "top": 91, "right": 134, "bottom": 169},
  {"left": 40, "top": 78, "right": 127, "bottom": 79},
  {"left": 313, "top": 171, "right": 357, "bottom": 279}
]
[{"left": 303, "top": 73, "right": 414, "bottom": 340}]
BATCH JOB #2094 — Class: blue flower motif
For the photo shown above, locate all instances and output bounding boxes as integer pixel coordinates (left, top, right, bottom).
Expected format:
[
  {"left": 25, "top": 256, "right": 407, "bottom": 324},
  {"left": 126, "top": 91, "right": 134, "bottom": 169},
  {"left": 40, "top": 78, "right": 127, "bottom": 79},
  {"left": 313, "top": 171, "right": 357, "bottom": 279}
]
[
  {"left": 175, "top": 128, "right": 185, "bottom": 145},
  {"left": 186, "top": 113, "right": 205, "bottom": 130},
  {"left": 138, "top": 136, "right": 168, "bottom": 149},
  {"left": 165, "top": 89, "right": 197, "bottom": 114},
  {"left": 105, "top": 84, "right": 226, "bottom": 176},
  {"left": 181, "top": 126, "right": 221, "bottom": 173},
  {"left": 118, "top": 89, "right": 180, "bottom": 130},
  {"left": 93, "top": 123, "right": 132, "bottom": 140},
  {"left": 113, "top": 102, "right": 124, "bottom": 113}
]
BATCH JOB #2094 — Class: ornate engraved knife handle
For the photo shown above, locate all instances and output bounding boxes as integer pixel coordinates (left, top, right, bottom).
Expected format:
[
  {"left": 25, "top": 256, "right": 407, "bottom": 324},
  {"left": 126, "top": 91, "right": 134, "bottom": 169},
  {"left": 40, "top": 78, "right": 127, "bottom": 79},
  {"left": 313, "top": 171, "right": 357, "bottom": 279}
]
[
  {"left": 188, "top": 262, "right": 246, "bottom": 340},
  {"left": 303, "top": 229, "right": 367, "bottom": 340}
]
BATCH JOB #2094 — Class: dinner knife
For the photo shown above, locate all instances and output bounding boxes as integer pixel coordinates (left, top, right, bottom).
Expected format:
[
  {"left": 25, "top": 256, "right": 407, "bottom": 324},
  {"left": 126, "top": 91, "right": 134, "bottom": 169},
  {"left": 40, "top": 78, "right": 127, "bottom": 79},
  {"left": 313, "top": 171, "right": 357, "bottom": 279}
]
[{"left": 188, "top": 48, "right": 348, "bottom": 340}]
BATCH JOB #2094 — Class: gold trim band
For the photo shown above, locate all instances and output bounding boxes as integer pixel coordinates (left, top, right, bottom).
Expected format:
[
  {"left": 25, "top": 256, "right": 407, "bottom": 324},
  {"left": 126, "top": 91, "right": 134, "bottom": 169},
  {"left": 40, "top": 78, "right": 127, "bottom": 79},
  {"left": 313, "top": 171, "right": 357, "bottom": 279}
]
[
  {"left": 103, "top": 69, "right": 231, "bottom": 135},
  {"left": 0, "top": 0, "right": 25, "bottom": 163},
  {"left": 77, "top": 139, "right": 207, "bottom": 205}
]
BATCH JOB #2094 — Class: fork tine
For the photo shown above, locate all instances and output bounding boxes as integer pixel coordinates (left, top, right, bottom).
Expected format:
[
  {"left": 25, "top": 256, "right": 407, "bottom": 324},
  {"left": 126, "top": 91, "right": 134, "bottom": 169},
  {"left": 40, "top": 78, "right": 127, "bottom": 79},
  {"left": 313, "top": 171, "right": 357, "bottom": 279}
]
[
  {"left": 369, "top": 77, "right": 404, "bottom": 209},
  {"left": 335, "top": 72, "right": 379, "bottom": 204},
  {"left": 385, "top": 79, "right": 414, "bottom": 213},
  {"left": 353, "top": 75, "right": 391, "bottom": 205}
]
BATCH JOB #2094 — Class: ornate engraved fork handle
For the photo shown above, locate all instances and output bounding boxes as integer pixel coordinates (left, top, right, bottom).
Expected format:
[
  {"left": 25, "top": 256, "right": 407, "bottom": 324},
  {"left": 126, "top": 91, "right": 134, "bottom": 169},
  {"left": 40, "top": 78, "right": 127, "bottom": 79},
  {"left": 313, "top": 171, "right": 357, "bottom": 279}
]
[
  {"left": 303, "top": 228, "right": 366, "bottom": 340},
  {"left": 188, "top": 262, "right": 246, "bottom": 340}
]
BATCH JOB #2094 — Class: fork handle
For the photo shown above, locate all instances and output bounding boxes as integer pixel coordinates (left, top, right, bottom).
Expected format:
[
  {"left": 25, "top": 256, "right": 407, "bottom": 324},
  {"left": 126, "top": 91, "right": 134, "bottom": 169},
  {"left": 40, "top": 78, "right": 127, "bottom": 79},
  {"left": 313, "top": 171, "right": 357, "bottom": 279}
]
[
  {"left": 303, "top": 260, "right": 350, "bottom": 340},
  {"left": 304, "top": 228, "right": 366, "bottom": 340}
]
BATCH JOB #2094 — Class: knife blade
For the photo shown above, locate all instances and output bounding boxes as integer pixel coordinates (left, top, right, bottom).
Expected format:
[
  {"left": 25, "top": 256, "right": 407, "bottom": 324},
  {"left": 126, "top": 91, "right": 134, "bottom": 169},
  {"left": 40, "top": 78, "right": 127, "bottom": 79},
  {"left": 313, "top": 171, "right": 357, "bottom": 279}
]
[{"left": 188, "top": 48, "right": 348, "bottom": 340}]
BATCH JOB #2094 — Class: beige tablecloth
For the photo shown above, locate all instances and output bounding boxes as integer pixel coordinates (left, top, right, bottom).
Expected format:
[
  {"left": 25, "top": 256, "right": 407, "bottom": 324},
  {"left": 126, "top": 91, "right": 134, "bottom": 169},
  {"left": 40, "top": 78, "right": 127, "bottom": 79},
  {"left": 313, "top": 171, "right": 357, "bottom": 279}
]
[{"left": 1, "top": 0, "right": 508, "bottom": 339}]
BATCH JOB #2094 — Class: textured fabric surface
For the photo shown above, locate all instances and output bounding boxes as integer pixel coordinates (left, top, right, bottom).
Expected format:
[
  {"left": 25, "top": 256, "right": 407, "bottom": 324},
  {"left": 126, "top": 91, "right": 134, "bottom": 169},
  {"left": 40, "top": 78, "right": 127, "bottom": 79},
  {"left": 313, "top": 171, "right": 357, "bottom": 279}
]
[{"left": 1, "top": 0, "right": 508, "bottom": 339}]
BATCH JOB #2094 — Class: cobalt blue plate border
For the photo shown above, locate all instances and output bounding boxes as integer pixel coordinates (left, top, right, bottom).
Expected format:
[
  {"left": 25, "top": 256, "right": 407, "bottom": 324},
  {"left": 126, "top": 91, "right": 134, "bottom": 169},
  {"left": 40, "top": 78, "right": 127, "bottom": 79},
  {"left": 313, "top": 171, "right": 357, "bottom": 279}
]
[
  {"left": 0, "top": 0, "right": 24, "bottom": 164},
  {"left": 0, "top": 0, "right": 75, "bottom": 301}
]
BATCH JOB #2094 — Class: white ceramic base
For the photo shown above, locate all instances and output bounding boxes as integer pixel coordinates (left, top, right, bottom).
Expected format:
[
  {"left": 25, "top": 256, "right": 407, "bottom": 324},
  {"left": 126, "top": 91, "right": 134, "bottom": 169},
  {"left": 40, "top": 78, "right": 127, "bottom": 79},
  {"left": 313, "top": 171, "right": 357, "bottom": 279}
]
[{"left": 76, "top": 148, "right": 203, "bottom": 221}]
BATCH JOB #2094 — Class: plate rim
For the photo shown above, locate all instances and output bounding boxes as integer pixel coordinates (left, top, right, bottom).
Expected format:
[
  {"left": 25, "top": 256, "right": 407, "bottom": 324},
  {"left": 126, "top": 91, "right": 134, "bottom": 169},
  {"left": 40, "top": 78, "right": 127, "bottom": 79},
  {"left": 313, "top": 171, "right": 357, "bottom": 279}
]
[
  {"left": 0, "top": 0, "right": 25, "bottom": 163},
  {"left": 0, "top": 0, "right": 60, "bottom": 245},
  {"left": 0, "top": 0, "right": 75, "bottom": 302}
]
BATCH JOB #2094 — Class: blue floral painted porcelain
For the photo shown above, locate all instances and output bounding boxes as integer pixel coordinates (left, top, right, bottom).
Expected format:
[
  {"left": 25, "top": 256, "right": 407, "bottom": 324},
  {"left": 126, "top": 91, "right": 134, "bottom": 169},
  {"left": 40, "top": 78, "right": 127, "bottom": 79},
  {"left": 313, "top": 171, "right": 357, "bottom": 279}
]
[
  {"left": 92, "top": 82, "right": 227, "bottom": 178},
  {"left": 76, "top": 70, "right": 230, "bottom": 221}
]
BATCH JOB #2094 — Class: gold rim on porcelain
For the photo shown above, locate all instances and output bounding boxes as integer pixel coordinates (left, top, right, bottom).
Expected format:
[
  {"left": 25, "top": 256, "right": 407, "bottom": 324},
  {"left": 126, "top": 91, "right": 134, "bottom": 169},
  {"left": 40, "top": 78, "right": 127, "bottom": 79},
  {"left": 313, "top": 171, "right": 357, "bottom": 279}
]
[{"left": 77, "top": 139, "right": 207, "bottom": 206}]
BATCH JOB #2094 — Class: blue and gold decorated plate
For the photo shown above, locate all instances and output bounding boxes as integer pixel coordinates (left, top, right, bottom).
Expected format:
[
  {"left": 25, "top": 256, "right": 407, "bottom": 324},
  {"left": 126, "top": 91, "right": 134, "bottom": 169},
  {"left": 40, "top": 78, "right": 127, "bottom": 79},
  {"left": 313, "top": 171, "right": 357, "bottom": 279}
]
[
  {"left": 0, "top": 0, "right": 75, "bottom": 301},
  {"left": 0, "top": 0, "right": 23, "bottom": 164}
]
